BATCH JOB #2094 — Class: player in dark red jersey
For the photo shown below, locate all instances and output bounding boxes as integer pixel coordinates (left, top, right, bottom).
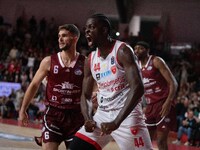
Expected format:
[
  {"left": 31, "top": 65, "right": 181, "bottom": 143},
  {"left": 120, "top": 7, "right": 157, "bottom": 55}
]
[
  {"left": 134, "top": 41, "right": 178, "bottom": 150},
  {"left": 19, "top": 24, "right": 85, "bottom": 150}
]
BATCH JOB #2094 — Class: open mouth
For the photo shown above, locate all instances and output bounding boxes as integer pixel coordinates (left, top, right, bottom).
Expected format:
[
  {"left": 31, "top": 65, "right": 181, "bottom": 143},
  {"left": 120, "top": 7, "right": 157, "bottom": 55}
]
[{"left": 86, "top": 35, "right": 93, "bottom": 47}]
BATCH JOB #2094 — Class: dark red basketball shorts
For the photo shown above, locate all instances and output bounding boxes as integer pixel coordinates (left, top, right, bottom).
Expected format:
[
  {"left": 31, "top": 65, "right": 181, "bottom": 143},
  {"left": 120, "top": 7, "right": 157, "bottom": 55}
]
[
  {"left": 145, "top": 99, "right": 177, "bottom": 132},
  {"left": 42, "top": 106, "right": 84, "bottom": 143}
]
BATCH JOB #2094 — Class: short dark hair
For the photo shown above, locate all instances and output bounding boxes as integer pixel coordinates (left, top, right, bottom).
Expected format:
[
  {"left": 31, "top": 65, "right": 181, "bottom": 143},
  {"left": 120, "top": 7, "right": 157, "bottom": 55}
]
[
  {"left": 135, "top": 41, "right": 150, "bottom": 49},
  {"left": 58, "top": 24, "right": 80, "bottom": 38},
  {"left": 89, "top": 13, "right": 111, "bottom": 35}
]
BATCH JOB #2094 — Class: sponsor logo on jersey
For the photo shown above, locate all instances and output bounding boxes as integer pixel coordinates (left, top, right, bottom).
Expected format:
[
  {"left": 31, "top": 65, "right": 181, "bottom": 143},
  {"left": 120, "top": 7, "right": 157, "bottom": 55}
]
[
  {"left": 164, "top": 117, "right": 170, "bottom": 123},
  {"left": 147, "top": 66, "right": 152, "bottom": 70},
  {"left": 130, "top": 127, "right": 138, "bottom": 135},
  {"left": 143, "top": 78, "right": 156, "bottom": 88},
  {"left": 94, "top": 63, "right": 100, "bottom": 72},
  {"left": 111, "top": 66, "right": 116, "bottom": 74},
  {"left": 61, "top": 98, "right": 73, "bottom": 103},
  {"left": 96, "top": 70, "right": 112, "bottom": 80},
  {"left": 111, "top": 56, "right": 115, "bottom": 65},
  {"left": 65, "top": 69, "right": 70, "bottom": 72},
  {"left": 161, "top": 125, "right": 166, "bottom": 129},
  {"left": 99, "top": 92, "right": 123, "bottom": 103},
  {"left": 98, "top": 76, "right": 126, "bottom": 88},
  {"left": 55, "top": 82, "right": 79, "bottom": 89},
  {"left": 96, "top": 73, "right": 100, "bottom": 80},
  {"left": 143, "top": 78, "right": 154, "bottom": 84},
  {"left": 74, "top": 68, "right": 83, "bottom": 75}
]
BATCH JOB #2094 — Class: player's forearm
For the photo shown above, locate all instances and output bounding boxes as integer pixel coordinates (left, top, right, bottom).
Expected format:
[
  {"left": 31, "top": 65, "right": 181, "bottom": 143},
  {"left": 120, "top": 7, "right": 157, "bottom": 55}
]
[
  {"left": 166, "top": 80, "right": 178, "bottom": 102},
  {"left": 20, "top": 84, "right": 39, "bottom": 112},
  {"left": 114, "top": 84, "right": 144, "bottom": 126},
  {"left": 80, "top": 94, "right": 93, "bottom": 120}
]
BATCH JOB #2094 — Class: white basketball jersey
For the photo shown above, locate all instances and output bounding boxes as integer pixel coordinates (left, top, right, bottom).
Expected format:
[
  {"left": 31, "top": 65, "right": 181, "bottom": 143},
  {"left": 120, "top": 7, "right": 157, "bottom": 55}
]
[
  {"left": 90, "top": 40, "right": 133, "bottom": 111},
  {"left": 76, "top": 41, "right": 152, "bottom": 150}
]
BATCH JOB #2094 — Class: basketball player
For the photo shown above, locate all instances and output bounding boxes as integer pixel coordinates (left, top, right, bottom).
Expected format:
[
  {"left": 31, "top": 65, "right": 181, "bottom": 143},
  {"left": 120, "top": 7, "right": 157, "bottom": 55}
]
[
  {"left": 69, "top": 14, "right": 153, "bottom": 150},
  {"left": 19, "top": 24, "right": 85, "bottom": 150},
  {"left": 134, "top": 41, "right": 178, "bottom": 150}
]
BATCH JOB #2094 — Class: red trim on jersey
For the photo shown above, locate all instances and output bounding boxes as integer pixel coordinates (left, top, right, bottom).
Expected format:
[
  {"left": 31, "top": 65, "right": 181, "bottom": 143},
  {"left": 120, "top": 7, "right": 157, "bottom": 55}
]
[
  {"left": 116, "top": 42, "right": 126, "bottom": 67},
  {"left": 97, "top": 40, "right": 116, "bottom": 57},
  {"left": 97, "top": 49, "right": 100, "bottom": 57},
  {"left": 75, "top": 132, "right": 102, "bottom": 150}
]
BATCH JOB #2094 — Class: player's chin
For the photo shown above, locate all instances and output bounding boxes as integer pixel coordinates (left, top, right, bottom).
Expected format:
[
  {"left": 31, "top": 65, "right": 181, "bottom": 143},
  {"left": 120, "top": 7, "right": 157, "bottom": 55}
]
[
  {"left": 87, "top": 41, "right": 93, "bottom": 47},
  {"left": 88, "top": 42, "right": 97, "bottom": 50},
  {"left": 59, "top": 46, "right": 64, "bottom": 50},
  {"left": 59, "top": 46, "right": 68, "bottom": 51}
]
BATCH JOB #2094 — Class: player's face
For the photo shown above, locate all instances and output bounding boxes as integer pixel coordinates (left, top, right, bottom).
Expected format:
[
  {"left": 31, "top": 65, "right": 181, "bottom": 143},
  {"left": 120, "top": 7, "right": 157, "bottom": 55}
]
[
  {"left": 84, "top": 18, "right": 103, "bottom": 48},
  {"left": 134, "top": 45, "right": 148, "bottom": 60},
  {"left": 58, "top": 29, "right": 75, "bottom": 51}
]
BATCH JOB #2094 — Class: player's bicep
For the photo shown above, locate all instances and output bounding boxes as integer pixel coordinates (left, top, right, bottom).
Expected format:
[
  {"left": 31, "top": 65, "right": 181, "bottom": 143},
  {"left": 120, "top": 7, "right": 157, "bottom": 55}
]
[
  {"left": 118, "top": 45, "right": 142, "bottom": 87},
  {"left": 31, "top": 57, "right": 50, "bottom": 85},
  {"left": 154, "top": 57, "right": 176, "bottom": 83}
]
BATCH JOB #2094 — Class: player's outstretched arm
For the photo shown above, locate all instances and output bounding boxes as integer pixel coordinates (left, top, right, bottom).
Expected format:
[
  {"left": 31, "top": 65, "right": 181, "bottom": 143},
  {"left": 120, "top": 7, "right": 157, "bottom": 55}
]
[{"left": 19, "top": 56, "right": 50, "bottom": 126}]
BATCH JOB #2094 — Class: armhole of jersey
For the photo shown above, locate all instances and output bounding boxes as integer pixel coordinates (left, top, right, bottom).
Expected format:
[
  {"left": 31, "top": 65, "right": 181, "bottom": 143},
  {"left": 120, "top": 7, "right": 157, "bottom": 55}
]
[
  {"left": 151, "top": 55, "right": 156, "bottom": 68},
  {"left": 116, "top": 42, "right": 126, "bottom": 68}
]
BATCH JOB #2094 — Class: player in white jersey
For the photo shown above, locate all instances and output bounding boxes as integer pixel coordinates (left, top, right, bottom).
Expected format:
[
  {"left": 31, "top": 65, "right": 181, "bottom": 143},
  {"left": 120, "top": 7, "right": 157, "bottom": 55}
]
[{"left": 69, "top": 14, "right": 153, "bottom": 150}]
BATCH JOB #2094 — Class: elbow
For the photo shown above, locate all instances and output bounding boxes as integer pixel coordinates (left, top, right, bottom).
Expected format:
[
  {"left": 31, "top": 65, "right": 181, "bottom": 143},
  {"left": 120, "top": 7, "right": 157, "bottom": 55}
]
[
  {"left": 172, "top": 79, "right": 178, "bottom": 92},
  {"left": 174, "top": 81, "right": 178, "bottom": 91}
]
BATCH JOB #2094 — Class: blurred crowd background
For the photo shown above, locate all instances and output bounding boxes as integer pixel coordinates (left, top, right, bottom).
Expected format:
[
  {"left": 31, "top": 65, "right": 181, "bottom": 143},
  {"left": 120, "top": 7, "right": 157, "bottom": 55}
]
[{"left": 0, "top": 0, "right": 200, "bottom": 147}]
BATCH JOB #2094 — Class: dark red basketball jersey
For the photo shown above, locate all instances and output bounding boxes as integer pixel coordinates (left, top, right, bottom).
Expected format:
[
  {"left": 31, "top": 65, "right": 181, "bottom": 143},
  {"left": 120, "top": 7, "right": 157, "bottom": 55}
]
[
  {"left": 45, "top": 53, "right": 85, "bottom": 109},
  {"left": 140, "top": 55, "right": 169, "bottom": 104}
]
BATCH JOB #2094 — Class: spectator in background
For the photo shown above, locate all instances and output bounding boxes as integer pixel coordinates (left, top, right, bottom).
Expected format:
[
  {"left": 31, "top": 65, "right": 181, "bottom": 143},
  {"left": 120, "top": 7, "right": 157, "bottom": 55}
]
[
  {"left": 39, "top": 17, "right": 47, "bottom": 37},
  {"left": 175, "top": 96, "right": 190, "bottom": 130},
  {"left": 191, "top": 116, "right": 200, "bottom": 147},
  {"left": 29, "top": 16, "right": 37, "bottom": 35},
  {"left": 0, "top": 96, "right": 8, "bottom": 118},
  {"left": 173, "top": 109, "right": 197, "bottom": 146},
  {"left": 14, "top": 88, "right": 25, "bottom": 116},
  {"left": 8, "top": 43, "right": 19, "bottom": 60},
  {"left": 27, "top": 52, "right": 35, "bottom": 69}
]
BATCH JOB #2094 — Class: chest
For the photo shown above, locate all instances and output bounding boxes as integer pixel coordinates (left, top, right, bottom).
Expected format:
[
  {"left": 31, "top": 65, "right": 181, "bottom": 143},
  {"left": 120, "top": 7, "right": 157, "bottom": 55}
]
[{"left": 91, "top": 55, "right": 120, "bottom": 82}]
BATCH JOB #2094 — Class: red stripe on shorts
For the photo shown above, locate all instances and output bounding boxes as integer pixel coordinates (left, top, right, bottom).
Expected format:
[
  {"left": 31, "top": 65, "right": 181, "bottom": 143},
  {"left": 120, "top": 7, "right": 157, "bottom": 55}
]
[{"left": 75, "top": 132, "right": 102, "bottom": 150}]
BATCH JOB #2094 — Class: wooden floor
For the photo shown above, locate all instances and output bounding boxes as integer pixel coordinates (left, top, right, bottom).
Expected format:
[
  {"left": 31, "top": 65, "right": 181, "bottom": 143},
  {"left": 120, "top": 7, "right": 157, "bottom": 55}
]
[
  {"left": 0, "top": 119, "right": 119, "bottom": 150},
  {"left": 0, "top": 119, "right": 199, "bottom": 150}
]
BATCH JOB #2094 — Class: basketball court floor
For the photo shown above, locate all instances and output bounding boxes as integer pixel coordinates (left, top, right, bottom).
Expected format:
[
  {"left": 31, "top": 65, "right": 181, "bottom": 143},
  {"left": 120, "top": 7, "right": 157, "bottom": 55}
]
[{"left": 0, "top": 118, "right": 199, "bottom": 150}]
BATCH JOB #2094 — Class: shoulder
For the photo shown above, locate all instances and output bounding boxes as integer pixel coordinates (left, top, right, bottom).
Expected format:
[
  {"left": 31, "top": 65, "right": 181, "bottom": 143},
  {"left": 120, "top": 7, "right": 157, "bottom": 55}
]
[
  {"left": 116, "top": 43, "right": 138, "bottom": 68},
  {"left": 41, "top": 56, "right": 51, "bottom": 64},
  {"left": 152, "top": 56, "right": 166, "bottom": 68},
  {"left": 117, "top": 42, "right": 134, "bottom": 57},
  {"left": 39, "top": 56, "right": 51, "bottom": 70}
]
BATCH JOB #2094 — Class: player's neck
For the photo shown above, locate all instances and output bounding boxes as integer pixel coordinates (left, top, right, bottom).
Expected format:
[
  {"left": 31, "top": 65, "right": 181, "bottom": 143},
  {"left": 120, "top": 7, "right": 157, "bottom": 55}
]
[
  {"left": 98, "top": 39, "right": 115, "bottom": 59},
  {"left": 60, "top": 50, "right": 77, "bottom": 66},
  {"left": 141, "top": 55, "right": 150, "bottom": 66}
]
